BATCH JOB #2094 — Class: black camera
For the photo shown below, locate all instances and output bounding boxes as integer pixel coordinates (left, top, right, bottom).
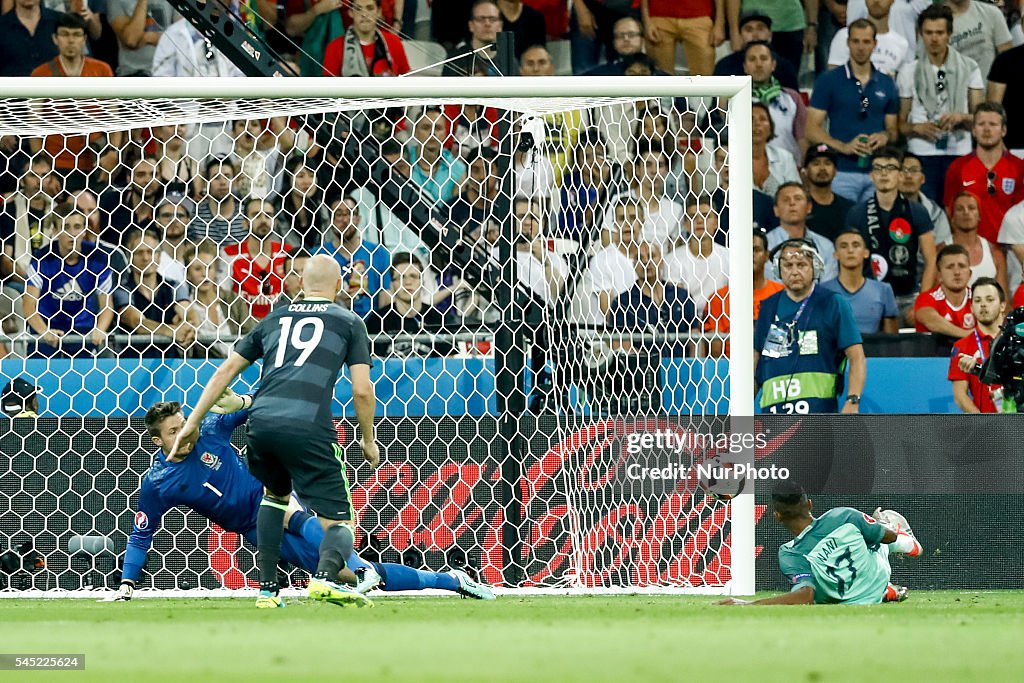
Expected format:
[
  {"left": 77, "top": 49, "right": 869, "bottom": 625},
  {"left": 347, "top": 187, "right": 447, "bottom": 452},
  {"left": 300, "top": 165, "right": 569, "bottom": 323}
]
[{"left": 980, "top": 306, "right": 1024, "bottom": 405}]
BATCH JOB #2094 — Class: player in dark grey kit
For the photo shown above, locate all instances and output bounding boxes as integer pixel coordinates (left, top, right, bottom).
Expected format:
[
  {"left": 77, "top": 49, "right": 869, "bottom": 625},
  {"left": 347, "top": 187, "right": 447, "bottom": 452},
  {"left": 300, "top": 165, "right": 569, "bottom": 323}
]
[{"left": 171, "top": 255, "right": 381, "bottom": 609}]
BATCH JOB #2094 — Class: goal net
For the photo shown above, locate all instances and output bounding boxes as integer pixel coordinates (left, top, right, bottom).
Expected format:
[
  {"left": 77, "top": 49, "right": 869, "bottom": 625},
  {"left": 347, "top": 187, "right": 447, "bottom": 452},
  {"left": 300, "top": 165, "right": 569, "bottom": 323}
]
[{"left": 0, "top": 77, "right": 754, "bottom": 596}]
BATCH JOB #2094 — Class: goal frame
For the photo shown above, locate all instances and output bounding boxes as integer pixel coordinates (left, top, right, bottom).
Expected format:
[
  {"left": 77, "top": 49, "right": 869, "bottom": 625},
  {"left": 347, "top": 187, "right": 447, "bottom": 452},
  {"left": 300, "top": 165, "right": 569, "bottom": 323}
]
[{"left": 0, "top": 75, "right": 755, "bottom": 596}]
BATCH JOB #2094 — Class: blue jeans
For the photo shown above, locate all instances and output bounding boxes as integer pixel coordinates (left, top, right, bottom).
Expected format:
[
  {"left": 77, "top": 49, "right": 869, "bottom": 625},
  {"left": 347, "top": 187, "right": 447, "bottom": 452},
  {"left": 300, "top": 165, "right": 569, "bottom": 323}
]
[
  {"left": 832, "top": 170, "right": 875, "bottom": 203},
  {"left": 918, "top": 154, "right": 958, "bottom": 206}
]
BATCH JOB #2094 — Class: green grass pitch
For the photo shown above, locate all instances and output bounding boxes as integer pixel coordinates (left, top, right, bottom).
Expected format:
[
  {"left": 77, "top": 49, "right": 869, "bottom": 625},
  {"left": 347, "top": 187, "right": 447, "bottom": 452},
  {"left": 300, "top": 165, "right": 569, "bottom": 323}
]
[{"left": 0, "top": 592, "right": 1021, "bottom": 682}]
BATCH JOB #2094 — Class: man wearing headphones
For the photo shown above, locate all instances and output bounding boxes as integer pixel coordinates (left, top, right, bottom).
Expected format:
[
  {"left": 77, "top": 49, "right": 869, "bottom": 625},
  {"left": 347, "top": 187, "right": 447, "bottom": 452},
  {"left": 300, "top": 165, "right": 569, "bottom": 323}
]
[{"left": 755, "top": 239, "right": 867, "bottom": 414}]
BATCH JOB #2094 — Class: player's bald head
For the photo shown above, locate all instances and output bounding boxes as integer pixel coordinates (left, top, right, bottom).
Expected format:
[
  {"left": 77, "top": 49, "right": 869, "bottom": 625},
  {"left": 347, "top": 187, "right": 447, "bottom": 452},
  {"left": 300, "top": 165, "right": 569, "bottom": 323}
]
[{"left": 302, "top": 254, "right": 342, "bottom": 294}]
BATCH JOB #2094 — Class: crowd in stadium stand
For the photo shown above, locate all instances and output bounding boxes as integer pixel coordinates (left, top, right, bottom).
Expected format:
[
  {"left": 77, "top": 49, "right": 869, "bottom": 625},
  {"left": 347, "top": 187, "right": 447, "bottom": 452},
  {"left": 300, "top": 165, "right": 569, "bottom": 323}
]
[{"left": 2, "top": 0, "right": 1024, "bottom": 407}]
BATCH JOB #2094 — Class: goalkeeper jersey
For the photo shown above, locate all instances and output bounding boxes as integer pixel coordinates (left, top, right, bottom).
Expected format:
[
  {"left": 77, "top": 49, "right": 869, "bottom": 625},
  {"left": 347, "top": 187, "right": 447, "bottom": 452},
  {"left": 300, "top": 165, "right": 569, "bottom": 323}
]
[
  {"left": 777, "top": 507, "right": 890, "bottom": 604},
  {"left": 122, "top": 411, "right": 262, "bottom": 582}
]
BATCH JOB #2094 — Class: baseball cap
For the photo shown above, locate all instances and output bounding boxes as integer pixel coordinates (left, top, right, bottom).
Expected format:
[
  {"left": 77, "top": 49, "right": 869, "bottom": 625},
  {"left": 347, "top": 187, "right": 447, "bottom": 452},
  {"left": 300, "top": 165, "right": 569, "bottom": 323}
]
[
  {"left": 2, "top": 377, "right": 39, "bottom": 416},
  {"left": 804, "top": 143, "right": 837, "bottom": 166},
  {"left": 739, "top": 10, "right": 773, "bottom": 31}
]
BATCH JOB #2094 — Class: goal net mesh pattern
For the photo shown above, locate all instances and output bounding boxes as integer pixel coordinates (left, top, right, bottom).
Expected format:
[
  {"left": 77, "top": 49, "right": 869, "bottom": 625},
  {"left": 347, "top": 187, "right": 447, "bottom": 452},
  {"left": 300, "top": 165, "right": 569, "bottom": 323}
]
[{"left": 0, "top": 88, "right": 745, "bottom": 594}]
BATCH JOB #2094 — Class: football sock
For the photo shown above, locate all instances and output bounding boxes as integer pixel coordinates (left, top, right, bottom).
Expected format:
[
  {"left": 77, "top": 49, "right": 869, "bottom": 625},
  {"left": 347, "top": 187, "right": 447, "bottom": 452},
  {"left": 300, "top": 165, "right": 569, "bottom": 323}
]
[
  {"left": 257, "top": 495, "right": 288, "bottom": 588},
  {"left": 316, "top": 524, "right": 354, "bottom": 580},
  {"left": 890, "top": 533, "right": 922, "bottom": 557},
  {"left": 374, "top": 562, "right": 460, "bottom": 592}
]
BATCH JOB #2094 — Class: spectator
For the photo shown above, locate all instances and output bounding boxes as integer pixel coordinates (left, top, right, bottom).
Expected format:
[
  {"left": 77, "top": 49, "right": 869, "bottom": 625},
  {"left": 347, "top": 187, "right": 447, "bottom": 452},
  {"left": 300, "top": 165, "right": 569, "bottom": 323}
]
[
  {"left": 525, "top": 0, "right": 568, "bottom": 40},
  {"left": 727, "top": 1, "right": 812, "bottom": 74},
  {"left": 559, "top": 128, "right": 624, "bottom": 244},
  {"left": 900, "top": 151, "right": 951, "bottom": 246},
  {"left": 582, "top": 17, "right": 660, "bottom": 76},
  {"left": 746, "top": 40, "right": 807, "bottom": 167},
  {"left": 0, "top": 155, "right": 57, "bottom": 282},
  {"left": 182, "top": 240, "right": 249, "bottom": 357},
  {"left": 0, "top": 0, "right": 60, "bottom": 77},
  {"left": 662, "top": 195, "right": 729, "bottom": 316},
  {"left": 805, "top": 144, "right": 854, "bottom": 242},
  {"left": 914, "top": 243, "right": 973, "bottom": 339},
  {"left": 519, "top": 44, "right": 555, "bottom": 76},
  {"left": 641, "top": 0, "right": 723, "bottom": 76},
  {"left": 714, "top": 10, "right": 799, "bottom": 89},
  {"left": 189, "top": 157, "right": 245, "bottom": 245},
  {"left": 946, "top": 192, "right": 1009, "bottom": 294},
  {"left": 822, "top": 229, "right": 900, "bottom": 333},
  {"left": 948, "top": 276, "right": 1007, "bottom": 413},
  {"left": 708, "top": 143, "right": 778, "bottom": 235},
  {"left": 704, "top": 229, "right": 784, "bottom": 357},
  {"left": 767, "top": 182, "right": 839, "bottom": 282},
  {"left": 590, "top": 197, "right": 642, "bottom": 320},
  {"left": 282, "top": 0, "right": 345, "bottom": 73},
  {"left": 431, "top": 0, "right": 473, "bottom": 50},
  {"left": 569, "top": 0, "right": 640, "bottom": 75},
  {"left": 947, "top": 0, "right": 1011, "bottom": 83},
  {"left": 845, "top": 0, "right": 931, "bottom": 53},
  {"left": 229, "top": 118, "right": 294, "bottom": 200},
  {"left": 115, "top": 228, "right": 193, "bottom": 357},
  {"left": 498, "top": 0, "right": 547, "bottom": 59},
  {"left": 755, "top": 239, "right": 866, "bottom": 414},
  {"left": 98, "top": 157, "right": 162, "bottom": 246},
  {"left": 897, "top": 4, "right": 984, "bottom": 205},
  {"left": 152, "top": 198, "right": 191, "bottom": 285},
  {"left": 751, "top": 101, "right": 800, "bottom": 199},
  {"left": 146, "top": 124, "right": 201, "bottom": 199},
  {"left": 29, "top": 14, "right": 114, "bottom": 194},
  {"left": 368, "top": 253, "right": 453, "bottom": 357},
  {"left": 316, "top": 196, "right": 392, "bottom": 318},
  {"left": 443, "top": 0, "right": 508, "bottom": 76},
  {"left": 277, "top": 155, "right": 327, "bottom": 251},
  {"left": 514, "top": 196, "right": 567, "bottom": 304},
  {"left": 323, "top": 0, "right": 410, "bottom": 77},
  {"left": 987, "top": 25, "right": 1024, "bottom": 155},
  {"left": 608, "top": 240, "right": 698, "bottom": 354},
  {"left": 108, "top": 0, "right": 175, "bottom": 76},
  {"left": 281, "top": 249, "right": 311, "bottom": 302},
  {"left": 23, "top": 202, "right": 114, "bottom": 357},
  {"left": 605, "top": 144, "right": 684, "bottom": 248},
  {"left": 943, "top": 102, "right": 1024, "bottom": 245},
  {"left": 223, "top": 198, "right": 292, "bottom": 323},
  {"left": 827, "top": 0, "right": 909, "bottom": 76},
  {"left": 847, "top": 146, "right": 937, "bottom": 317},
  {"left": 151, "top": 17, "right": 245, "bottom": 77},
  {"left": 807, "top": 18, "right": 900, "bottom": 203},
  {"left": 1, "top": 377, "right": 40, "bottom": 418},
  {"left": 405, "top": 108, "right": 468, "bottom": 204},
  {"left": 445, "top": 147, "right": 499, "bottom": 239}
]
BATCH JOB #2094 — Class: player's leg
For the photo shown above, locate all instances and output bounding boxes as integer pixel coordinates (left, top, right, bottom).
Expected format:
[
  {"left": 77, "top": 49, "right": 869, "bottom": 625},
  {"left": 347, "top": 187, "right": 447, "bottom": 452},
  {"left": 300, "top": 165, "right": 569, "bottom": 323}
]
[
  {"left": 246, "top": 435, "right": 293, "bottom": 608},
  {"left": 872, "top": 507, "right": 923, "bottom": 557},
  {"left": 291, "top": 441, "right": 372, "bottom": 608}
]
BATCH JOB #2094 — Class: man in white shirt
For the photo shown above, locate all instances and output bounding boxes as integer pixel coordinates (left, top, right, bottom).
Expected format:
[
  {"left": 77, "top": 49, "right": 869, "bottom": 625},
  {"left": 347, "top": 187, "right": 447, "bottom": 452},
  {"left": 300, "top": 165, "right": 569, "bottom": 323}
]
[
  {"left": 897, "top": 4, "right": 984, "bottom": 204},
  {"left": 846, "top": 0, "right": 933, "bottom": 53},
  {"left": 829, "top": 0, "right": 909, "bottom": 76},
  {"left": 590, "top": 197, "right": 643, "bottom": 320},
  {"left": 152, "top": 17, "right": 244, "bottom": 77},
  {"left": 661, "top": 195, "right": 729, "bottom": 315}
]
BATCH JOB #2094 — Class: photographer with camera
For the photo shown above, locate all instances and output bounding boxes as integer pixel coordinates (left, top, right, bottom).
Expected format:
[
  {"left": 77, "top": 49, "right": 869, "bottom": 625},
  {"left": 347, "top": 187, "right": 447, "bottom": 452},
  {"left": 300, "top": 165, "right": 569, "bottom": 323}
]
[
  {"left": 954, "top": 281, "right": 1023, "bottom": 413},
  {"left": 950, "top": 278, "right": 1008, "bottom": 413}
]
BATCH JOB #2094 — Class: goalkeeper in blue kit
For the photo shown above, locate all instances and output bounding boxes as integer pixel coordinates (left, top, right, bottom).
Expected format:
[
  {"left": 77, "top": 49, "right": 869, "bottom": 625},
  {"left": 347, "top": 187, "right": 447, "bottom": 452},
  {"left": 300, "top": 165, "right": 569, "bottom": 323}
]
[
  {"left": 110, "top": 396, "right": 494, "bottom": 602},
  {"left": 719, "top": 482, "right": 923, "bottom": 606}
]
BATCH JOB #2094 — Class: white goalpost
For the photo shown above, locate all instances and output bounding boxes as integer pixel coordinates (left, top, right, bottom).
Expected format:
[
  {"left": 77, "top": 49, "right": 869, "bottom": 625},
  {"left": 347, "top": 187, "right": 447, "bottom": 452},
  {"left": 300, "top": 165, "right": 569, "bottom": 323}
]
[{"left": 0, "top": 76, "right": 755, "bottom": 597}]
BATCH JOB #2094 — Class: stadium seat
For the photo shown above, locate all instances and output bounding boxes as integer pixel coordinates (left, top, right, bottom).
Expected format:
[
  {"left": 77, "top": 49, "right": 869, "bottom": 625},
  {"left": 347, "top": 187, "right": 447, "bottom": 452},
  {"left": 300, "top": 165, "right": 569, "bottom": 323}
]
[
  {"left": 404, "top": 40, "right": 449, "bottom": 77},
  {"left": 547, "top": 40, "right": 571, "bottom": 76}
]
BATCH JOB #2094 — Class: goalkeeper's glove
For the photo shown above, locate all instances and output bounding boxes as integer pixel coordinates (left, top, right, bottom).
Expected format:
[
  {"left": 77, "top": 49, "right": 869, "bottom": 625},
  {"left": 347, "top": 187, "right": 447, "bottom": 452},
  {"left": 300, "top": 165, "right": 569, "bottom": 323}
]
[
  {"left": 210, "top": 387, "right": 253, "bottom": 414},
  {"left": 113, "top": 579, "right": 134, "bottom": 601}
]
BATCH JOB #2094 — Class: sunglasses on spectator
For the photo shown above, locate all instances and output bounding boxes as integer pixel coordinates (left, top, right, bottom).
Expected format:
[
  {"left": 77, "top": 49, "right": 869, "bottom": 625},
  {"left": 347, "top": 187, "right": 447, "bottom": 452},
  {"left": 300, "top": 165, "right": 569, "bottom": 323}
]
[
  {"left": 871, "top": 164, "right": 900, "bottom": 173},
  {"left": 158, "top": 211, "right": 189, "bottom": 220},
  {"left": 988, "top": 170, "right": 997, "bottom": 197},
  {"left": 936, "top": 70, "right": 946, "bottom": 93},
  {"left": 614, "top": 31, "right": 642, "bottom": 40}
]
